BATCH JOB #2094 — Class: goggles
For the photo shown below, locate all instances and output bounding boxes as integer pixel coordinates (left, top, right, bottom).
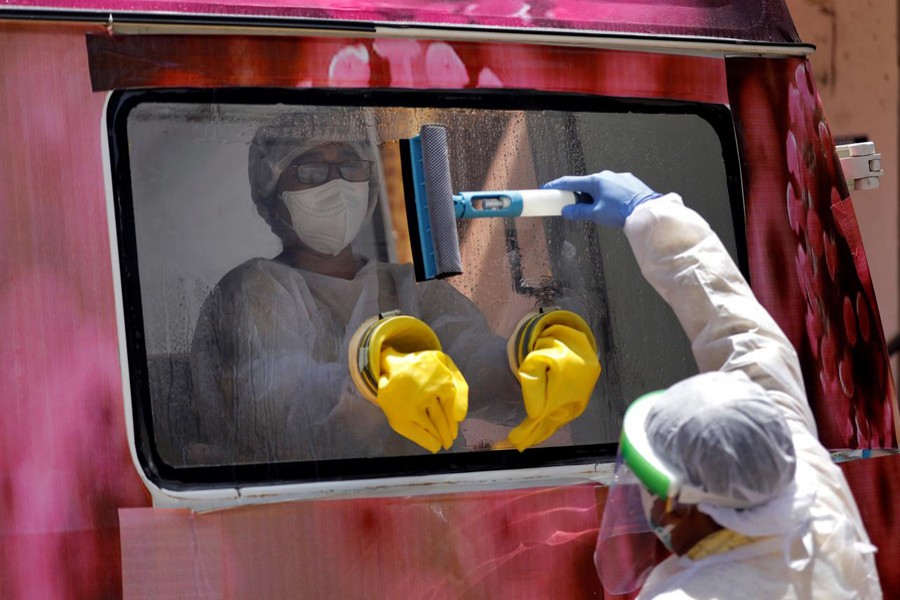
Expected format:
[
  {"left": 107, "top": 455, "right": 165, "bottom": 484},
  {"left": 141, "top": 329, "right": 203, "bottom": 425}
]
[{"left": 293, "top": 160, "right": 373, "bottom": 186}]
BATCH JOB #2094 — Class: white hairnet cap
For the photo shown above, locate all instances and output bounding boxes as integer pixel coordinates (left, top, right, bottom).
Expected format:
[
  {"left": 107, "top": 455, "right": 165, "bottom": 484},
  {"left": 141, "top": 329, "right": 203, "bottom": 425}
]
[
  {"left": 248, "top": 108, "right": 380, "bottom": 229},
  {"left": 645, "top": 370, "right": 797, "bottom": 509}
]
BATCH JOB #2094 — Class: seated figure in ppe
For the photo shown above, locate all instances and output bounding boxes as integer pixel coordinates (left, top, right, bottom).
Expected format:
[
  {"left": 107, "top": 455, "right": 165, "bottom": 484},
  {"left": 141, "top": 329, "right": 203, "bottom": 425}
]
[
  {"left": 544, "top": 171, "right": 881, "bottom": 599},
  {"left": 187, "top": 110, "right": 600, "bottom": 464}
]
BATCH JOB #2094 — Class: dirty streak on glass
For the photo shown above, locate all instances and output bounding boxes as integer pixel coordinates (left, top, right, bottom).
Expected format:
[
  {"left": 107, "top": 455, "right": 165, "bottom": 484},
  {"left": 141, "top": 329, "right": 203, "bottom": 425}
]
[{"left": 126, "top": 102, "right": 734, "bottom": 469}]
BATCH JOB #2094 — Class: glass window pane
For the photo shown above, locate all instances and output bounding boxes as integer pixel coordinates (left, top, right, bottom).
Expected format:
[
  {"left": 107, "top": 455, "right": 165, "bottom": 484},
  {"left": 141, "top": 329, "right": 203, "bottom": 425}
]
[{"left": 114, "top": 93, "right": 739, "bottom": 481}]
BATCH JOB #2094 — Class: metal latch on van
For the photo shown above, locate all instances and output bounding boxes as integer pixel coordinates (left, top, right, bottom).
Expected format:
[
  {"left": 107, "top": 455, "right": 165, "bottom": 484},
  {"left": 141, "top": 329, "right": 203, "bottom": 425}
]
[{"left": 838, "top": 142, "right": 884, "bottom": 191}]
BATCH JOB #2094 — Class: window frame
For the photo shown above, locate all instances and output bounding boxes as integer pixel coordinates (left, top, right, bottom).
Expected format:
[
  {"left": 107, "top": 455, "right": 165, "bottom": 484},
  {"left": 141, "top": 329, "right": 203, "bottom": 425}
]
[{"left": 105, "top": 87, "right": 746, "bottom": 493}]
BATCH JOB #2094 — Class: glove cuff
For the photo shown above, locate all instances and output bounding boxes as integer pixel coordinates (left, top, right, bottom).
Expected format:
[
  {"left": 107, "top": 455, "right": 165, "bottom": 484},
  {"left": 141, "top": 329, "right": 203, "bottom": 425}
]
[
  {"left": 348, "top": 312, "right": 442, "bottom": 403},
  {"left": 506, "top": 308, "right": 597, "bottom": 374},
  {"left": 624, "top": 191, "right": 663, "bottom": 218}
]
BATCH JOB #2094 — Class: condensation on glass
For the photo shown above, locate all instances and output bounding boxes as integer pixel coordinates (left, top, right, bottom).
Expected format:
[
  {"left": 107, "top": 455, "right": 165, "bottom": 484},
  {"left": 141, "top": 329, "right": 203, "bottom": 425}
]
[{"left": 125, "top": 102, "right": 736, "bottom": 468}]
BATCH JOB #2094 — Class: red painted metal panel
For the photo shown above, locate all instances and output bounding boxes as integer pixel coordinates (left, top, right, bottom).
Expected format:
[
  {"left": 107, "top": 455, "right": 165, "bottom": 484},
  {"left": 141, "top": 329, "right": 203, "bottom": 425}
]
[
  {"left": 5, "top": 0, "right": 802, "bottom": 45},
  {"left": 0, "top": 22, "right": 151, "bottom": 598},
  {"left": 85, "top": 33, "right": 728, "bottom": 103},
  {"left": 119, "top": 485, "right": 602, "bottom": 598},
  {"left": 726, "top": 56, "right": 896, "bottom": 450},
  {"left": 840, "top": 455, "right": 900, "bottom": 596}
]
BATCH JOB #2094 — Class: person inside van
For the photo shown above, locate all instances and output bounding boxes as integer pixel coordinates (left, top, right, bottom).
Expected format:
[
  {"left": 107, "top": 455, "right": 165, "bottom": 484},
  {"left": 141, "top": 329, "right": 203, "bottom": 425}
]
[{"left": 186, "top": 110, "right": 600, "bottom": 465}]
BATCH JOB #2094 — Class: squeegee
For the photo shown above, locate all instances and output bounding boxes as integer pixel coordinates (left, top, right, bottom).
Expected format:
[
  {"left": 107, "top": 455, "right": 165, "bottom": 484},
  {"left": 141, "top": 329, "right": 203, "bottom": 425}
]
[{"left": 400, "top": 124, "right": 592, "bottom": 281}]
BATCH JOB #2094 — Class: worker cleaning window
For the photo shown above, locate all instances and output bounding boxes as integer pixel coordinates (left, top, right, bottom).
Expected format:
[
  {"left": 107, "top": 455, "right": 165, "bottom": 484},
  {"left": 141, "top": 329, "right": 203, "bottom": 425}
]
[
  {"left": 554, "top": 170, "right": 882, "bottom": 598},
  {"left": 110, "top": 90, "right": 741, "bottom": 484}
]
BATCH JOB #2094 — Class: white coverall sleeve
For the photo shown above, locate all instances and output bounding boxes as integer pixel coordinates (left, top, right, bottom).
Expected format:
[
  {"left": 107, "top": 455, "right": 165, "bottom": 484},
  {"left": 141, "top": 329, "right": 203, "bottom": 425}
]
[
  {"left": 188, "top": 261, "right": 393, "bottom": 464},
  {"left": 623, "top": 194, "right": 815, "bottom": 434}
]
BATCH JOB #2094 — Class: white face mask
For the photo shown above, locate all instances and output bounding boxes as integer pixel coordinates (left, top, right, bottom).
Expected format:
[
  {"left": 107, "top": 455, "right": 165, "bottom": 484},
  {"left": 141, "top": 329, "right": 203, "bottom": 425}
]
[{"left": 280, "top": 179, "right": 370, "bottom": 256}]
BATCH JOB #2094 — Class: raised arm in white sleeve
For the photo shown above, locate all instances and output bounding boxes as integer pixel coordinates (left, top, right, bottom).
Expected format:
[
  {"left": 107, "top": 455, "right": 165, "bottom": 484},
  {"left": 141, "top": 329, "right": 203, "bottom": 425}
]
[{"left": 623, "top": 194, "right": 815, "bottom": 434}]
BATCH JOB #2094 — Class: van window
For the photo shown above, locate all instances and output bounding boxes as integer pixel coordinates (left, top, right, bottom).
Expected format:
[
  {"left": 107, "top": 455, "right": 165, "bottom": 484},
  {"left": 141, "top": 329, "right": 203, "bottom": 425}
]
[{"left": 107, "top": 89, "right": 742, "bottom": 486}]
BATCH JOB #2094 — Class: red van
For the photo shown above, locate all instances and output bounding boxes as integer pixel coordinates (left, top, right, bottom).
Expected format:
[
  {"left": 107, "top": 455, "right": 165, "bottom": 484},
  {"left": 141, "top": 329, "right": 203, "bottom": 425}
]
[{"left": 1, "top": 1, "right": 895, "bottom": 597}]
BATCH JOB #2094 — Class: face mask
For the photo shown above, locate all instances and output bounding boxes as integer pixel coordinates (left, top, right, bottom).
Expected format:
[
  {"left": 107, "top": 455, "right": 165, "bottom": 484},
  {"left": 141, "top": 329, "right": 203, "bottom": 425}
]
[
  {"left": 280, "top": 179, "right": 369, "bottom": 256},
  {"left": 640, "top": 485, "right": 676, "bottom": 552}
]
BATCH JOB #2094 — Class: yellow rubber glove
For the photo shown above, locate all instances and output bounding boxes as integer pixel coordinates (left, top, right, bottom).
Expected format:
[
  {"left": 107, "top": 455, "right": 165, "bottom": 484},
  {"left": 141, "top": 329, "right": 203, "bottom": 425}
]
[
  {"left": 348, "top": 314, "right": 468, "bottom": 453},
  {"left": 378, "top": 347, "right": 468, "bottom": 453},
  {"left": 507, "top": 311, "right": 601, "bottom": 451}
]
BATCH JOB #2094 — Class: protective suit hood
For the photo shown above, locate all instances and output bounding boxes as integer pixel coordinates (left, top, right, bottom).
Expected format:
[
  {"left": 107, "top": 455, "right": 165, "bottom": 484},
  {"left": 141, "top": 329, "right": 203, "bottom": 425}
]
[{"left": 645, "top": 370, "right": 797, "bottom": 509}]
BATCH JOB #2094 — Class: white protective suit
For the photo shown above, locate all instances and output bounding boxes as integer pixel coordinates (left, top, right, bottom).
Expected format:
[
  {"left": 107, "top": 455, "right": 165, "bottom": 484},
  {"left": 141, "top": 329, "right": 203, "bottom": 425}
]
[
  {"left": 189, "top": 257, "right": 522, "bottom": 465},
  {"left": 624, "top": 194, "right": 881, "bottom": 599}
]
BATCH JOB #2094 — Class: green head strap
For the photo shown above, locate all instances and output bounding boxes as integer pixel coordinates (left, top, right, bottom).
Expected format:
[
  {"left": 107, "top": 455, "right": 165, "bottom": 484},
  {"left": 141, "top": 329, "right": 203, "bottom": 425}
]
[{"left": 620, "top": 390, "right": 682, "bottom": 500}]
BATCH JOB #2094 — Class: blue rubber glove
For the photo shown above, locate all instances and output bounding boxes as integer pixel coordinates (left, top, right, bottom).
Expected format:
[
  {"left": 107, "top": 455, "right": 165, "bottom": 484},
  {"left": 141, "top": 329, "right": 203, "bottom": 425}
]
[{"left": 543, "top": 171, "right": 663, "bottom": 228}]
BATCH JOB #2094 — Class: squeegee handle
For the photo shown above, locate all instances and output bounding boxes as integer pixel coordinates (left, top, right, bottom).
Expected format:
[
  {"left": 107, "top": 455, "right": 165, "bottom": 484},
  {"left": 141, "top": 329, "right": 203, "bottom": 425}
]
[{"left": 453, "top": 189, "right": 593, "bottom": 218}]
